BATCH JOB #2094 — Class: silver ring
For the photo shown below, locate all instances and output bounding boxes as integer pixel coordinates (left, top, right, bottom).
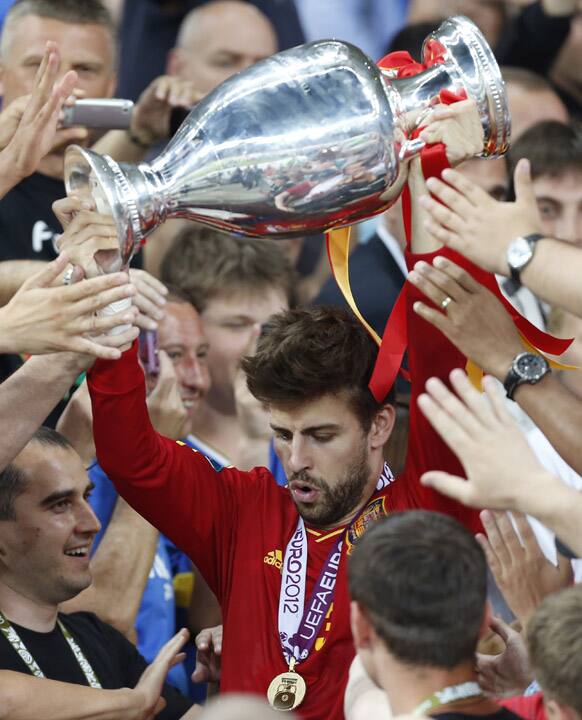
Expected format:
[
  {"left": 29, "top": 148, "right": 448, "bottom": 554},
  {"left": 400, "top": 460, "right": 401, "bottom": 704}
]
[
  {"left": 441, "top": 296, "right": 453, "bottom": 310},
  {"left": 63, "top": 267, "right": 74, "bottom": 286}
]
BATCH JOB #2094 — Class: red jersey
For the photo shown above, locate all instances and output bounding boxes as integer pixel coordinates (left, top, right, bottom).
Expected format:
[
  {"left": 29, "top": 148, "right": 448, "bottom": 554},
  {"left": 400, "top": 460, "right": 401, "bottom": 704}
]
[
  {"left": 500, "top": 693, "right": 545, "bottom": 720},
  {"left": 87, "top": 246, "right": 481, "bottom": 720}
]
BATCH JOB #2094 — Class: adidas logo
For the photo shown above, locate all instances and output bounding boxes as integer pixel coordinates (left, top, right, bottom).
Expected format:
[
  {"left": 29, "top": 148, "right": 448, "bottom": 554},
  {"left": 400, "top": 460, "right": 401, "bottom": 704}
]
[{"left": 264, "top": 549, "right": 283, "bottom": 570}]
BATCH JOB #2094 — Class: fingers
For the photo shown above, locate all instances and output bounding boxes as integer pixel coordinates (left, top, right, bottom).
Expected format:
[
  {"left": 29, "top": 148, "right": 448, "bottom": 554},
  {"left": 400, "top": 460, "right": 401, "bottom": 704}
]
[
  {"left": 20, "top": 253, "right": 70, "bottom": 290},
  {"left": 73, "top": 281, "right": 137, "bottom": 317},
  {"left": 487, "top": 615, "right": 515, "bottom": 644},
  {"left": 513, "top": 158, "right": 538, "bottom": 213},
  {"left": 420, "top": 471, "right": 472, "bottom": 505},
  {"left": 448, "top": 369, "right": 498, "bottom": 429},
  {"left": 53, "top": 196, "right": 95, "bottom": 228},
  {"left": 480, "top": 510, "right": 515, "bottom": 570},
  {"left": 410, "top": 259, "right": 474, "bottom": 306},
  {"left": 129, "top": 269, "right": 168, "bottom": 305},
  {"left": 65, "top": 271, "right": 133, "bottom": 300},
  {"left": 482, "top": 375, "right": 514, "bottom": 425},
  {"left": 424, "top": 375, "right": 484, "bottom": 437},
  {"left": 412, "top": 300, "right": 454, "bottom": 340},
  {"left": 434, "top": 168, "right": 488, "bottom": 209},
  {"left": 157, "top": 628, "right": 190, "bottom": 663},
  {"left": 512, "top": 512, "right": 540, "bottom": 560}
]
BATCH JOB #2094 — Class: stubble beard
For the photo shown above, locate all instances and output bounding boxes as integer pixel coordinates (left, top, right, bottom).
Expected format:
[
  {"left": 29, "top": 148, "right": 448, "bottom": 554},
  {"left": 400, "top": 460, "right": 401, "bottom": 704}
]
[{"left": 290, "top": 439, "right": 372, "bottom": 528}]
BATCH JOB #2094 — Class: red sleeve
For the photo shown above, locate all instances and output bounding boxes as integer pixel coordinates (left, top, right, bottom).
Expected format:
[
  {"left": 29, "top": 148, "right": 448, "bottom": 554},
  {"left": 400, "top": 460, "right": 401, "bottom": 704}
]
[
  {"left": 399, "top": 246, "right": 483, "bottom": 534},
  {"left": 87, "top": 342, "right": 272, "bottom": 602},
  {"left": 500, "top": 692, "right": 545, "bottom": 720}
]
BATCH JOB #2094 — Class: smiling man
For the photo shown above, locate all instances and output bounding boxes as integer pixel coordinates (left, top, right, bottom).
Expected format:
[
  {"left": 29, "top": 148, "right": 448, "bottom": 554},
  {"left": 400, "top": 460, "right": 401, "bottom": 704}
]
[{"left": 0, "top": 426, "right": 194, "bottom": 719}]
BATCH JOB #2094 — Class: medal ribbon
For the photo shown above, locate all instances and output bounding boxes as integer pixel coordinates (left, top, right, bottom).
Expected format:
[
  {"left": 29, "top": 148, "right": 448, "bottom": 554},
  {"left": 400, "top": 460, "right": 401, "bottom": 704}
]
[
  {"left": 279, "top": 463, "right": 394, "bottom": 666},
  {"left": 414, "top": 681, "right": 483, "bottom": 716},
  {"left": 0, "top": 611, "right": 102, "bottom": 688}
]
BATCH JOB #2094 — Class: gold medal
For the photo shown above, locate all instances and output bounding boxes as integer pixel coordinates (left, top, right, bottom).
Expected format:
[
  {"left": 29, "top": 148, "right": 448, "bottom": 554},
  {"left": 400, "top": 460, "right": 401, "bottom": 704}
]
[{"left": 267, "top": 659, "right": 307, "bottom": 712}]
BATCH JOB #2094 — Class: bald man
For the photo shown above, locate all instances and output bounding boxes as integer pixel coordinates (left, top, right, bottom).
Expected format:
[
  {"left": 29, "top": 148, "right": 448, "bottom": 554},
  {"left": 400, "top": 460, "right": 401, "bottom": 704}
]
[{"left": 167, "top": 0, "right": 277, "bottom": 93}]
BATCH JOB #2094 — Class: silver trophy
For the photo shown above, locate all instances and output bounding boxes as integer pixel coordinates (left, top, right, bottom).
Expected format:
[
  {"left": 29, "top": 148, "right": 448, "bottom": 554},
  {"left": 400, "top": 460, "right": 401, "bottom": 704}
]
[{"left": 64, "top": 15, "right": 510, "bottom": 269}]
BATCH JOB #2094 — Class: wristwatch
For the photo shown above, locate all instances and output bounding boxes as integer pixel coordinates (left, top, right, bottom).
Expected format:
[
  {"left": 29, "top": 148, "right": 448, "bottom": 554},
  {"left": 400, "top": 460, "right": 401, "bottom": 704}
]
[
  {"left": 503, "top": 352, "right": 550, "bottom": 400},
  {"left": 506, "top": 233, "right": 544, "bottom": 285}
]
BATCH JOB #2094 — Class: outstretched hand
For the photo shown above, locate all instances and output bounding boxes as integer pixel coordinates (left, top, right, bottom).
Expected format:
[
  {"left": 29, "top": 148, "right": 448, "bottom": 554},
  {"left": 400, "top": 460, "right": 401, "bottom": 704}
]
[
  {"left": 133, "top": 628, "right": 190, "bottom": 720},
  {"left": 417, "top": 369, "right": 554, "bottom": 510},
  {"left": 0, "top": 254, "right": 139, "bottom": 358},
  {"left": 477, "top": 616, "right": 533, "bottom": 697},
  {"left": 0, "top": 42, "right": 84, "bottom": 197},
  {"left": 418, "top": 159, "right": 542, "bottom": 275},
  {"left": 478, "top": 510, "right": 573, "bottom": 627},
  {"left": 191, "top": 625, "right": 222, "bottom": 685}
]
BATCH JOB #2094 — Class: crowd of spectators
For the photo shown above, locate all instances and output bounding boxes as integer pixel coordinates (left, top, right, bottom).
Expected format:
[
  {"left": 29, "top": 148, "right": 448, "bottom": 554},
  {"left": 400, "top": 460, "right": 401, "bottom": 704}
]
[{"left": 0, "top": 0, "right": 580, "bottom": 719}]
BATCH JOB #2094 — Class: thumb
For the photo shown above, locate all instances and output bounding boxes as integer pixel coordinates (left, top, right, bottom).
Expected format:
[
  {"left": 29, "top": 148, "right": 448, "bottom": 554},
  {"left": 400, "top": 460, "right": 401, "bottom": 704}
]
[
  {"left": 514, "top": 159, "right": 537, "bottom": 210},
  {"left": 20, "top": 253, "right": 70, "bottom": 291}
]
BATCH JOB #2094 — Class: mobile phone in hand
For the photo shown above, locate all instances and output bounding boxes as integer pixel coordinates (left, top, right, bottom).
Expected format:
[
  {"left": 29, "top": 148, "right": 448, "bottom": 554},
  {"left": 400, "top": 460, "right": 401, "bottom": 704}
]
[
  {"left": 139, "top": 329, "right": 160, "bottom": 376},
  {"left": 62, "top": 99, "right": 134, "bottom": 129}
]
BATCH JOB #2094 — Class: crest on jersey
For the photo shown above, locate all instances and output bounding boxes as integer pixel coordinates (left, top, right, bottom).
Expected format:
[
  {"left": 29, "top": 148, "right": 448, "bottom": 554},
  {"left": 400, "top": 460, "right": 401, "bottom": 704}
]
[{"left": 345, "top": 497, "right": 388, "bottom": 555}]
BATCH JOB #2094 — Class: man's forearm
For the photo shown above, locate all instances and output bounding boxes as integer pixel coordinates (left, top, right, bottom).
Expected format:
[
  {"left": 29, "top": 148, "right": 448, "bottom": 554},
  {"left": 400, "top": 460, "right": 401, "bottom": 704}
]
[
  {"left": 60, "top": 497, "right": 158, "bottom": 637},
  {"left": 520, "top": 478, "right": 582, "bottom": 558},
  {"left": 0, "top": 260, "right": 46, "bottom": 306},
  {"left": 521, "top": 239, "right": 582, "bottom": 316},
  {"left": 513, "top": 374, "right": 582, "bottom": 475},
  {"left": 0, "top": 672, "right": 144, "bottom": 720},
  {"left": 0, "top": 353, "right": 83, "bottom": 469}
]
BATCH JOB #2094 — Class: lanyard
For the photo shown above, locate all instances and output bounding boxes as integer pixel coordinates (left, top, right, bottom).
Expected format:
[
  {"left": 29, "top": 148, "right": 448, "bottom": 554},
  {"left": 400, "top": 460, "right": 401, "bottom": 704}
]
[
  {"left": 278, "top": 462, "right": 394, "bottom": 667},
  {"left": 414, "top": 681, "right": 483, "bottom": 716},
  {"left": 0, "top": 611, "right": 102, "bottom": 688}
]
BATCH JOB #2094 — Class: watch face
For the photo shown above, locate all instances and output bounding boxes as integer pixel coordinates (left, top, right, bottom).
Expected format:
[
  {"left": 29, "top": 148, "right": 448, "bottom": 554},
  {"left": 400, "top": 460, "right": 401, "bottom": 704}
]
[
  {"left": 514, "top": 353, "right": 548, "bottom": 381},
  {"left": 507, "top": 237, "right": 533, "bottom": 270}
]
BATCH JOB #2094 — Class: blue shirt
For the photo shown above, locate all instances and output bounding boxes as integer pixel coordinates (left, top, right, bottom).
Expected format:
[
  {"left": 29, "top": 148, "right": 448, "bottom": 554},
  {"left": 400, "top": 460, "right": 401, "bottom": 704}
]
[{"left": 88, "top": 461, "right": 190, "bottom": 694}]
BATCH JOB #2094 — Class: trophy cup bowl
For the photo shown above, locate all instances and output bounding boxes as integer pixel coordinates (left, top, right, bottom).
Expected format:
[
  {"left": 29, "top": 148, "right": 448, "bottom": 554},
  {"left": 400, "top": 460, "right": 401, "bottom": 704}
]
[{"left": 64, "top": 15, "right": 510, "bottom": 268}]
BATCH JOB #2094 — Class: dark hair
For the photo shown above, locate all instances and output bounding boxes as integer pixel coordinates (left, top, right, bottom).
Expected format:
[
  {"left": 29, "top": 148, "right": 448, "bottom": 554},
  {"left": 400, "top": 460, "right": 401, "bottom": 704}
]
[
  {"left": 507, "top": 121, "right": 582, "bottom": 198},
  {"left": 348, "top": 510, "right": 487, "bottom": 668},
  {"left": 241, "top": 305, "right": 393, "bottom": 429},
  {"left": 160, "top": 225, "right": 296, "bottom": 312},
  {"left": 0, "top": 427, "right": 73, "bottom": 520},
  {"left": 527, "top": 586, "right": 582, "bottom": 715},
  {"left": 163, "top": 283, "right": 192, "bottom": 306}
]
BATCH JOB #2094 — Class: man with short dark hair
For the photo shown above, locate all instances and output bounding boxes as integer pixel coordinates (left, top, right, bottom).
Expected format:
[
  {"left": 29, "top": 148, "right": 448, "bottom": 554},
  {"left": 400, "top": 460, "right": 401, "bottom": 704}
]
[
  {"left": 348, "top": 510, "right": 522, "bottom": 719},
  {"left": 0, "top": 427, "right": 195, "bottom": 720}
]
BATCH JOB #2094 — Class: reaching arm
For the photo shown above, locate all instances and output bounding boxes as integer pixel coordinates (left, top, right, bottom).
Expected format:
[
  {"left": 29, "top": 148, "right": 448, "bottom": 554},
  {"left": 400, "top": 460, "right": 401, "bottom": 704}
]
[
  {"left": 87, "top": 343, "right": 266, "bottom": 600},
  {"left": 408, "top": 255, "right": 582, "bottom": 475},
  {"left": 418, "top": 369, "right": 582, "bottom": 558},
  {"left": 0, "top": 628, "right": 191, "bottom": 720}
]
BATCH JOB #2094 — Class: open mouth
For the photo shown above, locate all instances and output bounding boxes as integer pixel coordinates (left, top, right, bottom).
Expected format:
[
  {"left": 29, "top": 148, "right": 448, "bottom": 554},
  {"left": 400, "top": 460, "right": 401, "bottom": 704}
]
[
  {"left": 64, "top": 546, "right": 90, "bottom": 559},
  {"left": 289, "top": 482, "right": 320, "bottom": 504}
]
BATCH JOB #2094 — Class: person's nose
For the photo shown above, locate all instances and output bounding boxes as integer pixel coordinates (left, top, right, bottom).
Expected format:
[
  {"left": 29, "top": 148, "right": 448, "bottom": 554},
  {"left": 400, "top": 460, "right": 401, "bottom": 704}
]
[{"left": 287, "top": 436, "right": 312, "bottom": 475}]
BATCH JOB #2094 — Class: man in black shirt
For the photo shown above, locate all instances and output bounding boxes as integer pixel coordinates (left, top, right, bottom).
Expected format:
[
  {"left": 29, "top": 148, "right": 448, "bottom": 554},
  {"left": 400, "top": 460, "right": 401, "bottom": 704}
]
[
  {"left": 348, "top": 511, "right": 524, "bottom": 720},
  {"left": 0, "top": 0, "right": 118, "bottom": 263},
  {"left": 0, "top": 425, "right": 195, "bottom": 720}
]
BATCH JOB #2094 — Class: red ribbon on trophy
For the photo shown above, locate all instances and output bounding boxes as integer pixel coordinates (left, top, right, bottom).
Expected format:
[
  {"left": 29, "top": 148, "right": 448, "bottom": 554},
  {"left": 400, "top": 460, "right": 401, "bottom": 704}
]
[{"left": 326, "top": 46, "right": 574, "bottom": 403}]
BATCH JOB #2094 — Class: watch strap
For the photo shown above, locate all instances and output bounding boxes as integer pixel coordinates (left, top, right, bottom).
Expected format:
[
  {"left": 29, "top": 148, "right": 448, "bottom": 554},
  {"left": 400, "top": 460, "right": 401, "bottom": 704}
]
[{"left": 508, "top": 233, "right": 544, "bottom": 285}]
